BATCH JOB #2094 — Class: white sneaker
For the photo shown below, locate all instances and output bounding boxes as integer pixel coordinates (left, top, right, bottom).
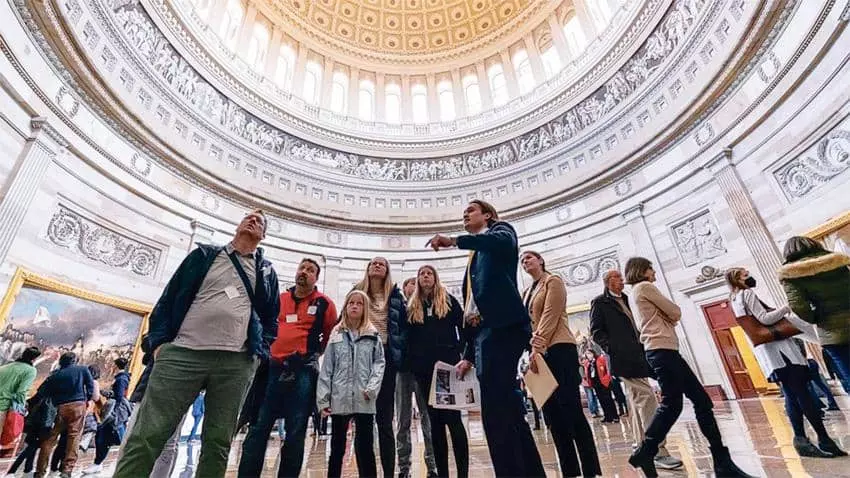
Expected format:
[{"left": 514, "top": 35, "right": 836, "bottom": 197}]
[
  {"left": 82, "top": 464, "right": 103, "bottom": 475},
  {"left": 654, "top": 454, "right": 684, "bottom": 470}
]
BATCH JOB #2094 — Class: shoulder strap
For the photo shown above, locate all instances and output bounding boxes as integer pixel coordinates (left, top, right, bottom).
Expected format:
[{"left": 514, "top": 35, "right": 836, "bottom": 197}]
[
  {"left": 227, "top": 251, "right": 257, "bottom": 311},
  {"left": 306, "top": 296, "right": 329, "bottom": 356}
]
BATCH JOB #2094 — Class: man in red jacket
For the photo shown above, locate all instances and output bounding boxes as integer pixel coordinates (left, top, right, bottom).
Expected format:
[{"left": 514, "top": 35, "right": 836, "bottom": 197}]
[{"left": 238, "top": 258, "right": 338, "bottom": 478}]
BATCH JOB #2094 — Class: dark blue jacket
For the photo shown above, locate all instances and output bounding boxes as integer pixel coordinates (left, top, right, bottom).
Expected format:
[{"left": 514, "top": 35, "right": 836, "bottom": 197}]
[
  {"left": 112, "top": 371, "right": 130, "bottom": 399},
  {"left": 146, "top": 243, "right": 281, "bottom": 359},
  {"left": 38, "top": 365, "right": 94, "bottom": 406},
  {"left": 457, "top": 221, "right": 531, "bottom": 330}
]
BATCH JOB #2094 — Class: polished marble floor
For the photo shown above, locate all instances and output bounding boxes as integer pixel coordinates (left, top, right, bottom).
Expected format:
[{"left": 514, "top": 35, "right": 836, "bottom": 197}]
[{"left": 4, "top": 396, "right": 850, "bottom": 477}]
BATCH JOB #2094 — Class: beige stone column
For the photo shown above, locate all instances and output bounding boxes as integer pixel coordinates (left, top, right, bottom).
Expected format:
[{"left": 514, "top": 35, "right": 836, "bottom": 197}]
[
  {"left": 375, "top": 73, "right": 386, "bottom": 122},
  {"left": 475, "top": 62, "right": 494, "bottom": 110},
  {"left": 547, "top": 14, "right": 572, "bottom": 63},
  {"left": 322, "top": 256, "right": 343, "bottom": 300},
  {"left": 426, "top": 73, "right": 439, "bottom": 123},
  {"left": 523, "top": 35, "right": 546, "bottom": 84},
  {"left": 0, "top": 118, "right": 57, "bottom": 265},
  {"left": 573, "top": 0, "right": 599, "bottom": 40},
  {"left": 622, "top": 204, "right": 700, "bottom": 376},
  {"left": 263, "top": 27, "right": 282, "bottom": 80},
  {"left": 205, "top": 0, "right": 229, "bottom": 31},
  {"left": 703, "top": 149, "right": 786, "bottom": 305},
  {"left": 235, "top": 1, "right": 258, "bottom": 53},
  {"left": 401, "top": 75, "right": 413, "bottom": 122},
  {"left": 451, "top": 69, "right": 466, "bottom": 118},
  {"left": 320, "top": 58, "right": 335, "bottom": 110},
  {"left": 291, "top": 43, "right": 309, "bottom": 98},
  {"left": 499, "top": 50, "right": 521, "bottom": 99},
  {"left": 348, "top": 67, "right": 360, "bottom": 118}
]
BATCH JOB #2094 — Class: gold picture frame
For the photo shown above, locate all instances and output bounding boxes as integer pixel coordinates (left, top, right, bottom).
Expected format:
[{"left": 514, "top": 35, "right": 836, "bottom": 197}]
[{"left": 0, "top": 267, "right": 151, "bottom": 395}]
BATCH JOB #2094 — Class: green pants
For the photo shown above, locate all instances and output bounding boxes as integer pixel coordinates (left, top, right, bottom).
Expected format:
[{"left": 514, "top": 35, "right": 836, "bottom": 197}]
[{"left": 114, "top": 343, "right": 257, "bottom": 478}]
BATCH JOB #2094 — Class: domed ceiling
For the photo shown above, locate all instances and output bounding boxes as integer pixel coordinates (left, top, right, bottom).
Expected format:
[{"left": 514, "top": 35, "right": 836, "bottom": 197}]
[{"left": 281, "top": 0, "right": 533, "bottom": 57}]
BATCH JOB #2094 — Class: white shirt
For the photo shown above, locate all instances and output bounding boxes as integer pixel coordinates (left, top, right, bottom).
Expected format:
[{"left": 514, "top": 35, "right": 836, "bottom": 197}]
[
  {"left": 463, "top": 227, "right": 488, "bottom": 322},
  {"left": 730, "top": 289, "right": 817, "bottom": 376}
]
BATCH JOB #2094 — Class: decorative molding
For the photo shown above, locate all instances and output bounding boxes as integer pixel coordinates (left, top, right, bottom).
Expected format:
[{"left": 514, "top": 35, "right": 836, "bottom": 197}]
[
  {"left": 773, "top": 126, "right": 850, "bottom": 200},
  {"left": 553, "top": 250, "right": 620, "bottom": 287},
  {"left": 669, "top": 209, "right": 727, "bottom": 267},
  {"left": 46, "top": 204, "right": 163, "bottom": 277},
  {"left": 695, "top": 265, "right": 724, "bottom": 284}
]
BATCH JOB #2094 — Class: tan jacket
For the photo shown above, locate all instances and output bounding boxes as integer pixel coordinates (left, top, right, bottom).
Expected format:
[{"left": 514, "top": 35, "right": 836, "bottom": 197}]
[
  {"left": 522, "top": 272, "right": 576, "bottom": 352},
  {"left": 631, "top": 281, "right": 681, "bottom": 351}
]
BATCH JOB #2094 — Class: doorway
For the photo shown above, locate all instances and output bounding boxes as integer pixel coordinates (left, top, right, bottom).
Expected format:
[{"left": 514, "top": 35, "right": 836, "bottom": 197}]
[{"left": 701, "top": 300, "right": 760, "bottom": 399}]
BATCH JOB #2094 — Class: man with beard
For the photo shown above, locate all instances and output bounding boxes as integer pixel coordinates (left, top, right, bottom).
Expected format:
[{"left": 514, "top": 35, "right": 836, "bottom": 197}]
[
  {"left": 238, "top": 258, "right": 338, "bottom": 478},
  {"left": 115, "top": 210, "right": 281, "bottom": 478}
]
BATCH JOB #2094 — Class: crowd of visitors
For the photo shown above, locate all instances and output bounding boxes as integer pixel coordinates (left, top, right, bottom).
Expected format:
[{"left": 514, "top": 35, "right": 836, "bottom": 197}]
[{"left": 1, "top": 202, "right": 848, "bottom": 478}]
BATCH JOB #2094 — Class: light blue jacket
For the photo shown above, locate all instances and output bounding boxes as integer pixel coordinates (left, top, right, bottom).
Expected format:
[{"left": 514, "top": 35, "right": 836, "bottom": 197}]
[{"left": 316, "top": 323, "right": 385, "bottom": 415}]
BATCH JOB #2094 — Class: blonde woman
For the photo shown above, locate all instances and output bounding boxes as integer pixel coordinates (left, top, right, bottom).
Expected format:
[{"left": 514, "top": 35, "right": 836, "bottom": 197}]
[
  {"left": 317, "top": 290, "right": 386, "bottom": 478},
  {"left": 406, "top": 265, "right": 472, "bottom": 478},
  {"left": 726, "top": 267, "right": 843, "bottom": 458},
  {"left": 353, "top": 257, "right": 407, "bottom": 477}
]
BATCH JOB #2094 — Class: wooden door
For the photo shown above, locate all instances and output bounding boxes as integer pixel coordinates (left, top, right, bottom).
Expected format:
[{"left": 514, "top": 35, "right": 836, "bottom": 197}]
[{"left": 702, "top": 300, "right": 758, "bottom": 399}]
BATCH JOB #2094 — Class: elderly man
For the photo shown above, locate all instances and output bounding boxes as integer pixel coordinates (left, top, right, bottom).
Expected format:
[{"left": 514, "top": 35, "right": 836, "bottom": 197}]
[
  {"left": 115, "top": 210, "right": 281, "bottom": 478},
  {"left": 589, "top": 270, "right": 683, "bottom": 470}
]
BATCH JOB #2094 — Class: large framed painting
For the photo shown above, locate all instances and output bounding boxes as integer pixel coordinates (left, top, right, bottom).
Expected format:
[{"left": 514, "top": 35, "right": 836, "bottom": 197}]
[{"left": 0, "top": 268, "right": 150, "bottom": 393}]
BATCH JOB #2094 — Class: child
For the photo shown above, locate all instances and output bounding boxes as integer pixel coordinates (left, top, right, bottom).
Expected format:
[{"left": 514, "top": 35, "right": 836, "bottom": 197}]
[{"left": 316, "top": 290, "right": 385, "bottom": 478}]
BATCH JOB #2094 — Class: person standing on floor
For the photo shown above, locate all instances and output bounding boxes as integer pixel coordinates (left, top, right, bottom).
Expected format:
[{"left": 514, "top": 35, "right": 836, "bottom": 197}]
[
  {"left": 522, "top": 251, "right": 601, "bottom": 477},
  {"left": 82, "top": 359, "right": 134, "bottom": 475},
  {"left": 581, "top": 350, "right": 619, "bottom": 424},
  {"left": 778, "top": 236, "right": 850, "bottom": 398},
  {"left": 189, "top": 392, "right": 205, "bottom": 442},
  {"left": 406, "top": 265, "right": 472, "bottom": 478},
  {"left": 115, "top": 209, "right": 281, "bottom": 478},
  {"left": 396, "top": 276, "right": 439, "bottom": 478},
  {"left": 33, "top": 352, "right": 94, "bottom": 478},
  {"left": 353, "top": 257, "right": 407, "bottom": 477},
  {"left": 238, "top": 258, "right": 338, "bottom": 478},
  {"left": 317, "top": 290, "right": 386, "bottom": 478},
  {"left": 725, "top": 267, "right": 845, "bottom": 458},
  {"left": 624, "top": 257, "right": 754, "bottom": 478},
  {"left": 427, "top": 200, "right": 545, "bottom": 477},
  {"left": 590, "top": 270, "right": 683, "bottom": 470},
  {"left": 0, "top": 347, "right": 40, "bottom": 442}
]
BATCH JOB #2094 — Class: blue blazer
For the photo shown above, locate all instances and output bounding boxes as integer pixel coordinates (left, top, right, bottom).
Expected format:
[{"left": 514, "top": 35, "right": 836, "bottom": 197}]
[{"left": 457, "top": 221, "right": 531, "bottom": 330}]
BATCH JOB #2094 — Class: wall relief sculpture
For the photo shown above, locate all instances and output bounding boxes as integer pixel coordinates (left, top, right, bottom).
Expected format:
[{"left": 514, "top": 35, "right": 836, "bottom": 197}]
[
  {"left": 108, "top": 0, "right": 705, "bottom": 181},
  {"left": 554, "top": 251, "right": 620, "bottom": 287},
  {"left": 46, "top": 204, "right": 162, "bottom": 277},
  {"left": 670, "top": 209, "right": 727, "bottom": 267},
  {"left": 774, "top": 128, "right": 850, "bottom": 200}
]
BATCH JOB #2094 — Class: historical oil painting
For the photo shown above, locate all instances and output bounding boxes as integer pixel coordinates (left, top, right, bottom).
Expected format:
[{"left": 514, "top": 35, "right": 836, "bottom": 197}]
[{"left": 0, "top": 269, "right": 149, "bottom": 391}]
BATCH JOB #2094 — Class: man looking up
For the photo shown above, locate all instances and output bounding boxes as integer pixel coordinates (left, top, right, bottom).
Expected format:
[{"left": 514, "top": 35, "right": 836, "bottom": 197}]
[
  {"left": 427, "top": 200, "right": 545, "bottom": 477},
  {"left": 239, "top": 258, "right": 338, "bottom": 478},
  {"left": 115, "top": 210, "right": 281, "bottom": 478}
]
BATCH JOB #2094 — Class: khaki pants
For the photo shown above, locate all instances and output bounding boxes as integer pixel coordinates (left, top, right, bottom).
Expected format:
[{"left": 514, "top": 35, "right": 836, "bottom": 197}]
[{"left": 621, "top": 377, "right": 670, "bottom": 456}]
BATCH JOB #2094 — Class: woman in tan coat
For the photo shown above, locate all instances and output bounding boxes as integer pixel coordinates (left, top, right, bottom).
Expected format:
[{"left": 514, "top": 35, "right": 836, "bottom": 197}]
[
  {"left": 523, "top": 251, "right": 601, "bottom": 477},
  {"left": 624, "top": 257, "right": 753, "bottom": 478}
]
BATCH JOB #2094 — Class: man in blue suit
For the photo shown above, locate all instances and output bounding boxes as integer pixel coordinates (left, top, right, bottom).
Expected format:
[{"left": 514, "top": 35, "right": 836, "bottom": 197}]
[{"left": 427, "top": 200, "right": 545, "bottom": 477}]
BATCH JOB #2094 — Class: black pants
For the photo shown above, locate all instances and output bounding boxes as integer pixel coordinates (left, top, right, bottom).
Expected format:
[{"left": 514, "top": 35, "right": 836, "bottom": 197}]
[
  {"left": 776, "top": 363, "right": 830, "bottom": 440},
  {"left": 475, "top": 323, "right": 545, "bottom": 477},
  {"left": 542, "top": 344, "right": 601, "bottom": 477},
  {"left": 643, "top": 349, "right": 723, "bottom": 453},
  {"left": 328, "top": 414, "right": 377, "bottom": 478},
  {"left": 414, "top": 372, "right": 469, "bottom": 478},
  {"left": 8, "top": 441, "right": 39, "bottom": 474},
  {"left": 376, "top": 348, "right": 397, "bottom": 477},
  {"left": 591, "top": 380, "right": 618, "bottom": 422},
  {"left": 611, "top": 378, "right": 628, "bottom": 415}
]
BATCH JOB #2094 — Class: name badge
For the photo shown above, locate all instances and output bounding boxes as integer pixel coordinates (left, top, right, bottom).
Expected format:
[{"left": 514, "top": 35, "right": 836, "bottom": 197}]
[
  {"left": 307, "top": 306, "right": 318, "bottom": 315},
  {"left": 329, "top": 332, "right": 343, "bottom": 344},
  {"left": 285, "top": 314, "right": 298, "bottom": 323},
  {"left": 224, "top": 286, "right": 240, "bottom": 299}
]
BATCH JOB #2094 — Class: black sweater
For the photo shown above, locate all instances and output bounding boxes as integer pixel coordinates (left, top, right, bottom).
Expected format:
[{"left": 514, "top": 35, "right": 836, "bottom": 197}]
[{"left": 406, "top": 295, "right": 473, "bottom": 377}]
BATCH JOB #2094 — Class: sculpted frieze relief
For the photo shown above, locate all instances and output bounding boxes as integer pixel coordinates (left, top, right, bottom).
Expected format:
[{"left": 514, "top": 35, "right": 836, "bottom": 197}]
[
  {"left": 774, "top": 128, "right": 850, "bottom": 200},
  {"left": 105, "top": 0, "right": 708, "bottom": 182},
  {"left": 553, "top": 251, "right": 620, "bottom": 287},
  {"left": 46, "top": 204, "right": 162, "bottom": 277},
  {"left": 670, "top": 209, "right": 727, "bottom": 267}
]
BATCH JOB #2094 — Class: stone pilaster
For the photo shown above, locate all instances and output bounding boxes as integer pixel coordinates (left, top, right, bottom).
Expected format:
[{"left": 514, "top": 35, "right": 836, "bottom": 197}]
[
  {"left": 322, "top": 256, "right": 343, "bottom": 299},
  {"left": 703, "top": 148, "right": 786, "bottom": 305},
  {"left": 188, "top": 219, "right": 216, "bottom": 251},
  {"left": 0, "top": 118, "right": 57, "bottom": 265},
  {"left": 621, "top": 204, "right": 700, "bottom": 376}
]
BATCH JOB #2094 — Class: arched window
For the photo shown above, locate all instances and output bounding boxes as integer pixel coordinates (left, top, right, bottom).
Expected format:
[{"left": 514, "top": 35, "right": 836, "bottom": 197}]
[
  {"left": 246, "top": 23, "right": 269, "bottom": 72},
  {"left": 303, "top": 61, "right": 322, "bottom": 105},
  {"left": 275, "top": 45, "right": 295, "bottom": 89},
  {"left": 385, "top": 83, "right": 401, "bottom": 123},
  {"left": 488, "top": 64, "right": 508, "bottom": 106},
  {"left": 513, "top": 50, "right": 534, "bottom": 94},
  {"left": 438, "top": 80, "right": 455, "bottom": 121},
  {"left": 463, "top": 75, "right": 481, "bottom": 115},
  {"left": 563, "top": 15, "right": 587, "bottom": 54},
  {"left": 541, "top": 46, "right": 561, "bottom": 79},
  {"left": 411, "top": 83, "right": 428, "bottom": 123},
  {"left": 359, "top": 80, "right": 375, "bottom": 121},
  {"left": 218, "top": 0, "right": 243, "bottom": 50},
  {"left": 330, "top": 71, "right": 348, "bottom": 113}
]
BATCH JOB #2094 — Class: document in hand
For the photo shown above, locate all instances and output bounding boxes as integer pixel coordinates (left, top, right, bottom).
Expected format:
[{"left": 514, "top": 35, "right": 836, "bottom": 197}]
[
  {"left": 523, "top": 356, "right": 558, "bottom": 407},
  {"left": 428, "top": 361, "right": 482, "bottom": 410}
]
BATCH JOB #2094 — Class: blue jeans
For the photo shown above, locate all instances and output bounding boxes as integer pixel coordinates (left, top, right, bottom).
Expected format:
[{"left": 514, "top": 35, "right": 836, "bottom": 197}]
[
  {"left": 237, "top": 361, "right": 317, "bottom": 478},
  {"left": 823, "top": 344, "right": 850, "bottom": 394},
  {"left": 584, "top": 386, "right": 599, "bottom": 415}
]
